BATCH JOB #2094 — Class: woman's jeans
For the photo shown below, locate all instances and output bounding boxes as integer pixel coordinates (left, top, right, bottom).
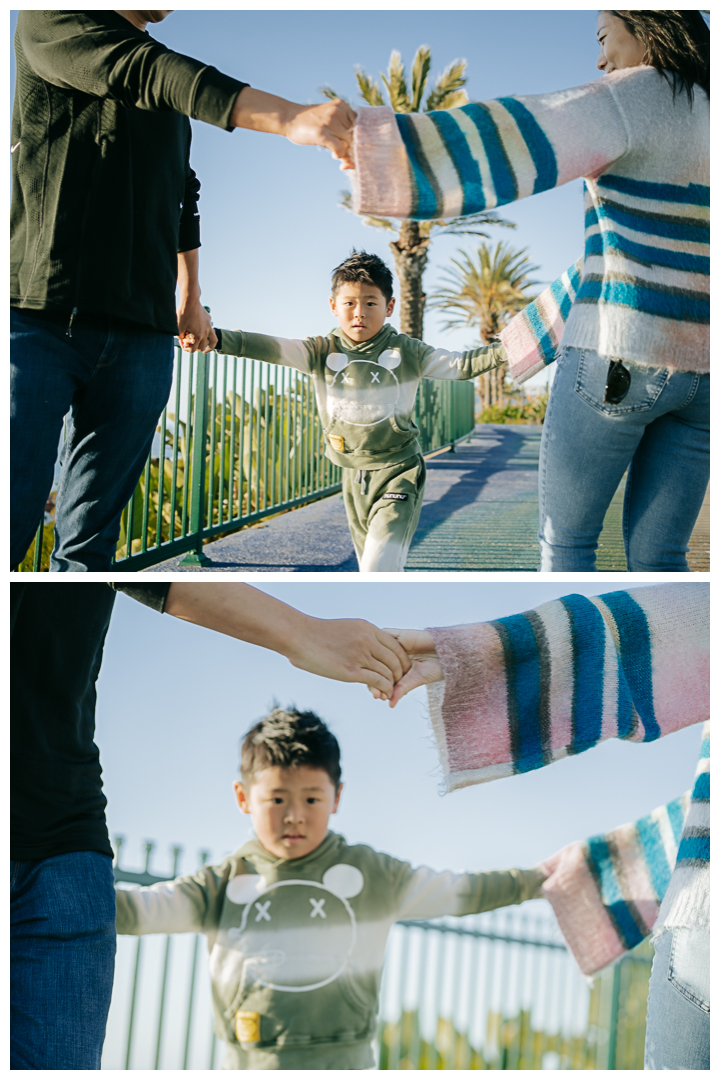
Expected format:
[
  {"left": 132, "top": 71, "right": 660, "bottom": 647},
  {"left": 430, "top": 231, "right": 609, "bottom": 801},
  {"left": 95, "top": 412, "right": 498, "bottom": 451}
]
[
  {"left": 10, "top": 851, "right": 117, "bottom": 1070},
  {"left": 538, "top": 347, "right": 709, "bottom": 571},
  {"left": 644, "top": 928, "right": 710, "bottom": 1069},
  {"left": 10, "top": 308, "right": 174, "bottom": 571}
]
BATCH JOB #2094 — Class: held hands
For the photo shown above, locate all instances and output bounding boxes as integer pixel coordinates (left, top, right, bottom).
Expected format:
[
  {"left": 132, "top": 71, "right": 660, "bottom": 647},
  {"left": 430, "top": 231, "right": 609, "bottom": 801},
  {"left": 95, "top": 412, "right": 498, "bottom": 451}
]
[
  {"left": 283, "top": 98, "right": 357, "bottom": 170},
  {"left": 369, "top": 629, "right": 444, "bottom": 708},
  {"left": 284, "top": 618, "right": 412, "bottom": 698},
  {"left": 177, "top": 298, "right": 217, "bottom": 354}
]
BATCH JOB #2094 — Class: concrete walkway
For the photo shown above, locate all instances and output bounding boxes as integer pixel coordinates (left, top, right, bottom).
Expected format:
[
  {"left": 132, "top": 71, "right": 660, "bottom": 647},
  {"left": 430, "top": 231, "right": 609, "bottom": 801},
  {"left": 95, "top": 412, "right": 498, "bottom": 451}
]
[{"left": 150, "top": 425, "right": 709, "bottom": 573}]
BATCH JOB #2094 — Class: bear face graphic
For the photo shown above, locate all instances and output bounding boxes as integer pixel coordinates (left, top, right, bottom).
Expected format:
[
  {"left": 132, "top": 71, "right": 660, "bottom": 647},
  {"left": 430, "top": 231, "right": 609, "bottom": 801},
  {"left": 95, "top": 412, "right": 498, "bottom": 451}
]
[
  {"left": 325, "top": 349, "right": 402, "bottom": 427},
  {"left": 224, "top": 864, "right": 364, "bottom": 993}
]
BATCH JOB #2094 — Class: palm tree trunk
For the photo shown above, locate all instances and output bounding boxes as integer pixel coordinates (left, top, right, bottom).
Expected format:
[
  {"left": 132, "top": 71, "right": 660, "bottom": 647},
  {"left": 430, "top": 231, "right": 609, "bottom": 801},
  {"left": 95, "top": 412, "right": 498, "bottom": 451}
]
[{"left": 389, "top": 222, "right": 431, "bottom": 339}]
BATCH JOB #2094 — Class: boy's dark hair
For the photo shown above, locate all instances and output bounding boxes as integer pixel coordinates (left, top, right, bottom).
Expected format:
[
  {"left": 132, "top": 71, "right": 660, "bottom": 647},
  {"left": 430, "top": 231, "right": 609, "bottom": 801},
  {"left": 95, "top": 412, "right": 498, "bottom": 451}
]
[
  {"left": 611, "top": 11, "right": 710, "bottom": 101},
  {"left": 240, "top": 707, "right": 342, "bottom": 789},
  {"left": 331, "top": 250, "right": 394, "bottom": 304}
]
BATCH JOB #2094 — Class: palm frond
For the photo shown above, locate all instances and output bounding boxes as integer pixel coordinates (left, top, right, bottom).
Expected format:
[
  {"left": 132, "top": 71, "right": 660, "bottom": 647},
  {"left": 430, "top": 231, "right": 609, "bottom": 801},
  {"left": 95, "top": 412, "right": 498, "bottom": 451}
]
[
  {"left": 410, "top": 46, "right": 432, "bottom": 111},
  {"left": 319, "top": 85, "right": 342, "bottom": 102},
  {"left": 428, "top": 242, "right": 540, "bottom": 338},
  {"left": 354, "top": 68, "right": 386, "bottom": 107},
  {"left": 381, "top": 50, "right": 411, "bottom": 112},
  {"left": 433, "top": 210, "right": 516, "bottom": 236},
  {"left": 425, "top": 59, "right": 468, "bottom": 112}
]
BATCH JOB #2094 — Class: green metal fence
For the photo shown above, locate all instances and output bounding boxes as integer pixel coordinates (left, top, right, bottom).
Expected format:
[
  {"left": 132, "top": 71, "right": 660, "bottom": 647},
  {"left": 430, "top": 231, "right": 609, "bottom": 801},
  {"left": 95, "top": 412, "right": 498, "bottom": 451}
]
[
  {"left": 20, "top": 343, "right": 475, "bottom": 572},
  {"left": 106, "top": 839, "right": 652, "bottom": 1070}
]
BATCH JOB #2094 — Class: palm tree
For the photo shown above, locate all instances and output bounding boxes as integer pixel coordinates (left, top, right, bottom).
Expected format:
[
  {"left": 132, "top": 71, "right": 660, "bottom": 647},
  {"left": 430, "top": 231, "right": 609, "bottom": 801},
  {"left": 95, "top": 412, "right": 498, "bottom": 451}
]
[
  {"left": 430, "top": 242, "right": 540, "bottom": 409},
  {"left": 322, "top": 47, "right": 514, "bottom": 339}
]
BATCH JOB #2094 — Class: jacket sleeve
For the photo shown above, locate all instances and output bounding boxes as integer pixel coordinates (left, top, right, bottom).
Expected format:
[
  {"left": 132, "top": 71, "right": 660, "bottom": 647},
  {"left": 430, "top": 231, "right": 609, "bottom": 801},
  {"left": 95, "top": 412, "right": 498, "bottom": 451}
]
[
  {"left": 396, "top": 863, "right": 545, "bottom": 920},
  {"left": 351, "top": 69, "right": 634, "bottom": 220},
  {"left": 116, "top": 865, "right": 224, "bottom": 936},
  {"left": 109, "top": 584, "right": 171, "bottom": 612},
  {"left": 178, "top": 125, "right": 201, "bottom": 253},
  {"left": 425, "top": 583, "right": 709, "bottom": 793},
  {"left": 215, "top": 330, "right": 315, "bottom": 374},
  {"left": 17, "top": 10, "right": 247, "bottom": 130},
  {"left": 419, "top": 340, "right": 506, "bottom": 380}
]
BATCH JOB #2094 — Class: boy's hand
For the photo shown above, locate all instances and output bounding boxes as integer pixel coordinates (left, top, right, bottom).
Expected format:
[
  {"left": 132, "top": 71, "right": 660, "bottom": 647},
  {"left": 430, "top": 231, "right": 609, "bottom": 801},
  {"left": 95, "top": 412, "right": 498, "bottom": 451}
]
[
  {"left": 284, "top": 618, "right": 411, "bottom": 695},
  {"left": 368, "top": 629, "right": 443, "bottom": 707}
]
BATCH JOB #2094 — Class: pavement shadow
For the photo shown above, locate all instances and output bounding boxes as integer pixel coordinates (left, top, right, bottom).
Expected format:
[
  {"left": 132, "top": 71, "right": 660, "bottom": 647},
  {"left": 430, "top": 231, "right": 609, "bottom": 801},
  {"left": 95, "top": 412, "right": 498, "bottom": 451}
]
[{"left": 411, "top": 425, "right": 542, "bottom": 548}]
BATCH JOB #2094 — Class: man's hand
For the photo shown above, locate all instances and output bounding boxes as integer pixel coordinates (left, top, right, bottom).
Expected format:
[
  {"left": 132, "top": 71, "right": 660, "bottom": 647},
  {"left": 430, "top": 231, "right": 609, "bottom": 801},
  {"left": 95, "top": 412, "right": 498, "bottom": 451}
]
[
  {"left": 230, "top": 88, "right": 356, "bottom": 170},
  {"left": 283, "top": 617, "right": 410, "bottom": 693},
  {"left": 164, "top": 583, "right": 410, "bottom": 697},
  {"left": 177, "top": 297, "right": 216, "bottom": 354},
  {"left": 283, "top": 99, "right": 356, "bottom": 168},
  {"left": 368, "top": 629, "right": 443, "bottom": 708}
]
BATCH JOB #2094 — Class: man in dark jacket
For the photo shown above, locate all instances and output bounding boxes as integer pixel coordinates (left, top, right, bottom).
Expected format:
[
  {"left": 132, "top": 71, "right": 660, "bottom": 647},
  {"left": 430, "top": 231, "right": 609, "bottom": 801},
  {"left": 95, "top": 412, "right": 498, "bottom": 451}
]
[
  {"left": 10, "top": 10, "right": 355, "bottom": 571},
  {"left": 10, "top": 581, "right": 409, "bottom": 1069}
]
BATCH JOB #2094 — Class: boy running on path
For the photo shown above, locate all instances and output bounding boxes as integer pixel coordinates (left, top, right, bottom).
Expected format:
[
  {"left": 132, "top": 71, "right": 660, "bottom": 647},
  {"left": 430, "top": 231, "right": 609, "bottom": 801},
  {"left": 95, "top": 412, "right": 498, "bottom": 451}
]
[
  {"left": 116, "top": 708, "right": 545, "bottom": 1069},
  {"left": 204, "top": 253, "right": 506, "bottom": 571}
]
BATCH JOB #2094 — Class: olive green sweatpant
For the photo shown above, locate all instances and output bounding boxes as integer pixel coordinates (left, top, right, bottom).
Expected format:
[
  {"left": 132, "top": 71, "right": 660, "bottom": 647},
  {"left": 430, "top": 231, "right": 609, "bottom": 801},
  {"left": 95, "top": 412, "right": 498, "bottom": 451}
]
[{"left": 342, "top": 455, "right": 426, "bottom": 572}]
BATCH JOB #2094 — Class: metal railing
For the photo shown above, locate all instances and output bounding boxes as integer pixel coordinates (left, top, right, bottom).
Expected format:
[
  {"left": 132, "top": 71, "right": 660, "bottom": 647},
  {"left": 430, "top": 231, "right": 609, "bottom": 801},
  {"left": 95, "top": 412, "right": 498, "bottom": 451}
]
[
  {"left": 105, "top": 839, "right": 652, "bottom": 1070},
  {"left": 21, "top": 343, "right": 475, "bottom": 572}
]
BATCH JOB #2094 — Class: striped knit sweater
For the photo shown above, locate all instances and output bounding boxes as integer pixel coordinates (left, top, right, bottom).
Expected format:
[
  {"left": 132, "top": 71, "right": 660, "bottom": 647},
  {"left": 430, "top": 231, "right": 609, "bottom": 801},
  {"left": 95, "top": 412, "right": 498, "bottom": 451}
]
[
  {"left": 352, "top": 66, "right": 709, "bottom": 373},
  {"left": 424, "top": 584, "right": 709, "bottom": 975}
]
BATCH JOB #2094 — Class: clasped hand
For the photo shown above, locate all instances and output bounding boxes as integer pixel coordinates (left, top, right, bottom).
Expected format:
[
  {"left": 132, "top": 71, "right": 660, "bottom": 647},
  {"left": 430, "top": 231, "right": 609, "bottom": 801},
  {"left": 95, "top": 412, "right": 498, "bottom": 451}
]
[{"left": 369, "top": 629, "right": 443, "bottom": 708}]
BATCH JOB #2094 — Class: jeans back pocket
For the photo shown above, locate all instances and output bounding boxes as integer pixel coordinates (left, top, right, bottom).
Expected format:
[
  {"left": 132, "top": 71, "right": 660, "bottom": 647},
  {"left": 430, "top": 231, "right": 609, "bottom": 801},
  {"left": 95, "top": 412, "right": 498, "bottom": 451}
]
[{"left": 574, "top": 349, "right": 669, "bottom": 416}]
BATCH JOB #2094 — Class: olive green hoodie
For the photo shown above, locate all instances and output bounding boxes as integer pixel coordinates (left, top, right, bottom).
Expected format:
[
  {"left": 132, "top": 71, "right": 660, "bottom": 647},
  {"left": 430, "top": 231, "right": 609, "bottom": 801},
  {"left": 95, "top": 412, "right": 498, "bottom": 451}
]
[
  {"left": 116, "top": 830, "right": 544, "bottom": 1069},
  {"left": 217, "top": 325, "right": 506, "bottom": 470}
]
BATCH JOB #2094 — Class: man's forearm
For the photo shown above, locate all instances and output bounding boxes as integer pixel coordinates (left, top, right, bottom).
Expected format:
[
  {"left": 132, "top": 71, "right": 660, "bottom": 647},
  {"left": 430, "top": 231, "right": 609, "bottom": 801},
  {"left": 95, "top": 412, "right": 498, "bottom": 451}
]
[
  {"left": 177, "top": 249, "right": 201, "bottom": 304},
  {"left": 229, "top": 87, "right": 356, "bottom": 167},
  {"left": 164, "top": 583, "right": 410, "bottom": 694}
]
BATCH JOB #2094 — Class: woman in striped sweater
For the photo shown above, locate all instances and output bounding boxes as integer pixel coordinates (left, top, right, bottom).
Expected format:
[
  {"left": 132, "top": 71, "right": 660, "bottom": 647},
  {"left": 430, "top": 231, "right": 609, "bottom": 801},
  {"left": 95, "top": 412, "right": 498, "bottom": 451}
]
[
  {"left": 350, "top": 12, "right": 709, "bottom": 571},
  {"left": 379, "top": 582, "right": 709, "bottom": 1068}
]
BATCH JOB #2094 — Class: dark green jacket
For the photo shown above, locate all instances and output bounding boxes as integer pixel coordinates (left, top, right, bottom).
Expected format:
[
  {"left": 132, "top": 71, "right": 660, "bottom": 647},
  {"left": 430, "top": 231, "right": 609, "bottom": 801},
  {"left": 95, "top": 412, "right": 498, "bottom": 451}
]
[{"left": 10, "top": 10, "right": 247, "bottom": 333}]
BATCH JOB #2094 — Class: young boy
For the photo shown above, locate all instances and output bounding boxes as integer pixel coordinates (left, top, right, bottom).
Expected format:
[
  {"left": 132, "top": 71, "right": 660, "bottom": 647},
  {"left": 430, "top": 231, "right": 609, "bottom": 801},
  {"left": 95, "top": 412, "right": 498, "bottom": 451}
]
[
  {"left": 116, "top": 708, "right": 546, "bottom": 1070},
  {"left": 205, "top": 252, "right": 506, "bottom": 571}
]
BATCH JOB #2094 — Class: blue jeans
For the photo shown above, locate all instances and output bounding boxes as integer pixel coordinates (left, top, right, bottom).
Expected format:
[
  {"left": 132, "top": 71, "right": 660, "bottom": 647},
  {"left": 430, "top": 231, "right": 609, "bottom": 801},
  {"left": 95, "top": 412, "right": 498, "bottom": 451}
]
[
  {"left": 10, "top": 851, "right": 117, "bottom": 1070},
  {"left": 538, "top": 347, "right": 709, "bottom": 571},
  {"left": 645, "top": 928, "right": 709, "bottom": 1069},
  {"left": 10, "top": 308, "right": 174, "bottom": 571}
]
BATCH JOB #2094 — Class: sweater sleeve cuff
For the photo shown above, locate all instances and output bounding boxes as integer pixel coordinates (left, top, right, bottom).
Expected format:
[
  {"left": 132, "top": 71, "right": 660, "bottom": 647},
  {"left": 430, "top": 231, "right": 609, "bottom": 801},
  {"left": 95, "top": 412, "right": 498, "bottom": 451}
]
[
  {"left": 350, "top": 106, "right": 415, "bottom": 218},
  {"left": 192, "top": 68, "right": 249, "bottom": 131}
]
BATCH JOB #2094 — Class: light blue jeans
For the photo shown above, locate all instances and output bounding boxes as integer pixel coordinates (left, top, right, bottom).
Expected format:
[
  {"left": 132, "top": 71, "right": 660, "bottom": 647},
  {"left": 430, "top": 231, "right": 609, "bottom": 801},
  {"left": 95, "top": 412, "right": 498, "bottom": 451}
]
[
  {"left": 644, "top": 928, "right": 709, "bottom": 1069},
  {"left": 538, "top": 347, "right": 709, "bottom": 571}
]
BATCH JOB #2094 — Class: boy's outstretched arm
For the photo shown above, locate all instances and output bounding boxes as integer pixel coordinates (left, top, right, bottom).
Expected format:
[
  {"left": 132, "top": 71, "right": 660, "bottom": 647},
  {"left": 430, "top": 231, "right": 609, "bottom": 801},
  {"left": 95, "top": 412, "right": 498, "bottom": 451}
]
[
  {"left": 165, "top": 583, "right": 410, "bottom": 696},
  {"left": 419, "top": 339, "right": 507, "bottom": 381},
  {"left": 396, "top": 864, "right": 547, "bottom": 922},
  {"left": 196, "top": 328, "right": 315, "bottom": 375}
]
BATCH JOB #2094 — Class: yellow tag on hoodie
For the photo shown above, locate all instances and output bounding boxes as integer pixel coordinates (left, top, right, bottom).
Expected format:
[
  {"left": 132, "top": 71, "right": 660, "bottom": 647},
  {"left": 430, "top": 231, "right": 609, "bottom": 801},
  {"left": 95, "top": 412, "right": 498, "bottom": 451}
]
[
  {"left": 236, "top": 1011, "right": 261, "bottom": 1043},
  {"left": 327, "top": 433, "right": 345, "bottom": 453}
]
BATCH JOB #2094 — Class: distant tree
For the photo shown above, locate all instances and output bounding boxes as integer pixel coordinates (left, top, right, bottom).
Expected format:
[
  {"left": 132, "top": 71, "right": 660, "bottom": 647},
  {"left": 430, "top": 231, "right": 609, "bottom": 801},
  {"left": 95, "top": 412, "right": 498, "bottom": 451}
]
[
  {"left": 322, "top": 47, "right": 514, "bottom": 339},
  {"left": 430, "top": 242, "right": 540, "bottom": 408}
]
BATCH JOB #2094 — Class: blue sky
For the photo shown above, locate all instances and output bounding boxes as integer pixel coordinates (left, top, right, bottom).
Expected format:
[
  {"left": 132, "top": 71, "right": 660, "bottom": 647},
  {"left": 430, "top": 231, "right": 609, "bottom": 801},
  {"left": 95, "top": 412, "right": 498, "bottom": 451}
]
[
  {"left": 10, "top": 8, "right": 603, "bottom": 385},
  {"left": 99, "top": 583, "right": 703, "bottom": 883}
]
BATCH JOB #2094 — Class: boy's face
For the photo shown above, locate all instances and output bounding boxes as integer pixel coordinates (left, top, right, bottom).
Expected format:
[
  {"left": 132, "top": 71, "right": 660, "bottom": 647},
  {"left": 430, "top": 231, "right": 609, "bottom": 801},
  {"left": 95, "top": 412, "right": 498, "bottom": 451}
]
[
  {"left": 234, "top": 765, "right": 342, "bottom": 860},
  {"left": 330, "top": 282, "right": 395, "bottom": 343}
]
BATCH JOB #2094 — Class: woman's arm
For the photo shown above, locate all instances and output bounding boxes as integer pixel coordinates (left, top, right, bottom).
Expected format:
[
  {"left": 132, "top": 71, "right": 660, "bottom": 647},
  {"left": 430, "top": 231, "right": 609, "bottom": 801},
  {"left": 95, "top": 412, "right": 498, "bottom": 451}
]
[
  {"left": 350, "top": 71, "right": 635, "bottom": 220},
  {"left": 380, "top": 584, "right": 708, "bottom": 792}
]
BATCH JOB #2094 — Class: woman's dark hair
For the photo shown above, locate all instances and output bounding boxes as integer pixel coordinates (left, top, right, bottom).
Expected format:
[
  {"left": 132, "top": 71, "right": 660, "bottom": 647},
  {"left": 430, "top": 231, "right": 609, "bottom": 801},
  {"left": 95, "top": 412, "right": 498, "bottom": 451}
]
[
  {"left": 240, "top": 706, "right": 342, "bottom": 789},
  {"left": 611, "top": 11, "right": 710, "bottom": 101}
]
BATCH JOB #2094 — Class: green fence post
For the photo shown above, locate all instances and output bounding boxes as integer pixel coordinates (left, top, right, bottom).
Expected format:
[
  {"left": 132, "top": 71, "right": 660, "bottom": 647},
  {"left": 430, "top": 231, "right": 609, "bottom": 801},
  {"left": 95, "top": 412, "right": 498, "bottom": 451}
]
[
  {"left": 607, "top": 960, "right": 622, "bottom": 1069},
  {"left": 179, "top": 348, "right": 212, "bottom": 566}
]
